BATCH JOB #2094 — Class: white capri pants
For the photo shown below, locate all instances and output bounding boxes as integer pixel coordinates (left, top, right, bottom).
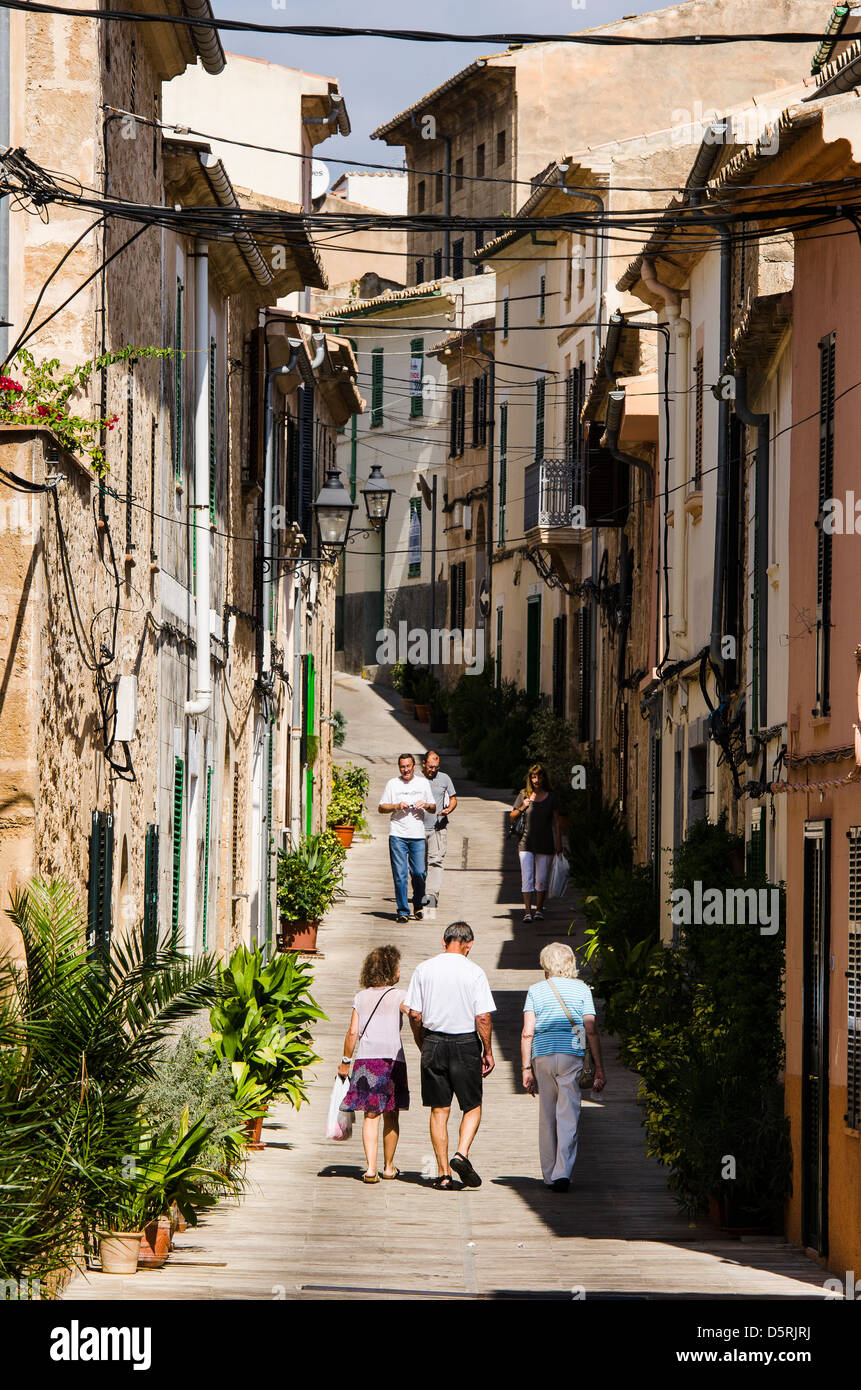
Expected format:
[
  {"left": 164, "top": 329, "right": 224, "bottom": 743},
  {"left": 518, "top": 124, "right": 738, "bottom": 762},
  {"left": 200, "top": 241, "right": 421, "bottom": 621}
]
[
  {"left": 533, "top": 1052, "right": 584, "bottom": 1184},
  {"left": 519, "top": 850, "right": 552, "bottom": 894}
]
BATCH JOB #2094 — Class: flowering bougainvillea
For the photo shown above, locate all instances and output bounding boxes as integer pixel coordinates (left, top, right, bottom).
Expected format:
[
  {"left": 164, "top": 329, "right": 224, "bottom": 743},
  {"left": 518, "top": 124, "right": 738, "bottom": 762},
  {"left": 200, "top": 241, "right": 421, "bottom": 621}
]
[{"left": 0, "top": 345, "right": 173, "bottom": 475}]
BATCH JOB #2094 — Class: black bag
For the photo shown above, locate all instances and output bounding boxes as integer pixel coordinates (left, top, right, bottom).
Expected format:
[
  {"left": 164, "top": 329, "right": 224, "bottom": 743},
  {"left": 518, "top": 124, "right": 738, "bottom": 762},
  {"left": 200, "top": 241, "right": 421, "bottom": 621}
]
[{"left": 509, "top": 806, "right": 525, "bottom": 839}]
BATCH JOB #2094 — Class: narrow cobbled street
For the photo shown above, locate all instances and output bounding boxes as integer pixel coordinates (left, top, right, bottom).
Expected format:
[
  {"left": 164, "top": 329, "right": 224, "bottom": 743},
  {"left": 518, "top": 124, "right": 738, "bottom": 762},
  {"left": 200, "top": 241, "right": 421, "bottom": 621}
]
[{"left": 64, "top": 676, "right": 832, "bottom": 1302}]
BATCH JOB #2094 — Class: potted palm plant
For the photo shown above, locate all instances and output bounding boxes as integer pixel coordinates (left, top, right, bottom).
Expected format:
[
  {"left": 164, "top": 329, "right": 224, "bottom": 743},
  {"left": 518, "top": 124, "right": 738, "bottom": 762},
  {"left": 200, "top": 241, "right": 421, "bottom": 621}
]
[
  {"left": 326, "top": 763, "right": 370, "bottom": 848},
  {"left": 275, "top": 831, "right": 346, "bottom": 951}
]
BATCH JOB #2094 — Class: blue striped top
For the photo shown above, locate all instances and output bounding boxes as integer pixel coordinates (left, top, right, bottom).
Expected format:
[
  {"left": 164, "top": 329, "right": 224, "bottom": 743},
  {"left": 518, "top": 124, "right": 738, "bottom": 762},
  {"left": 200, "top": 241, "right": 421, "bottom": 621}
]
[{"left": 524, "top": 978, "right": 596, "bottom": 1058}]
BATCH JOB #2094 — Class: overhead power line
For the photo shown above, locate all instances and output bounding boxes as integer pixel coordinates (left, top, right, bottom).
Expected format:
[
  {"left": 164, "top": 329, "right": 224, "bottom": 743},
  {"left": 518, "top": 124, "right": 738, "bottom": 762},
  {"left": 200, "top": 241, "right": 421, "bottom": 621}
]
[{"left": 0, "top": 3, "right": 830, "bottom": 46}]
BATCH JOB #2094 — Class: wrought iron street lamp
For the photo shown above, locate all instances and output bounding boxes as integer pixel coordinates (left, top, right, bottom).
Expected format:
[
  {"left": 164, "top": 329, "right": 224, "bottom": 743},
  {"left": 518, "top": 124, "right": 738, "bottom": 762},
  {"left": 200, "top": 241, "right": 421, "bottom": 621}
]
[
  {"left": 312, "top": 467, "right": 357, "bottom": 552},
  {"left": 360, "top": 462, "right": 394, "bottom": 528}
]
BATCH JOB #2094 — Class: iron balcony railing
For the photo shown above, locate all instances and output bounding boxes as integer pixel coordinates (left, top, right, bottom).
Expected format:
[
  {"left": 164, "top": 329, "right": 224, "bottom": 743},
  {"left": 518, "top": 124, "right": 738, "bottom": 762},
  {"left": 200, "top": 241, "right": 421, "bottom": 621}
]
[{"left": 523, "top": 459, "right": 584, "bottom": 531}]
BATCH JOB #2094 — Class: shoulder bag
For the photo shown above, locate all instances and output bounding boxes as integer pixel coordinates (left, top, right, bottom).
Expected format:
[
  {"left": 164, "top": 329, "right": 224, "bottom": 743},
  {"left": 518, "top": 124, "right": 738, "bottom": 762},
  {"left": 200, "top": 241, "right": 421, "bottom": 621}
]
[
  {"left": 546, "top": 979, "right": 596, "bottom": 1090},
  {"left": 509, "top": 797, "right": 526, "bottom": 839}
]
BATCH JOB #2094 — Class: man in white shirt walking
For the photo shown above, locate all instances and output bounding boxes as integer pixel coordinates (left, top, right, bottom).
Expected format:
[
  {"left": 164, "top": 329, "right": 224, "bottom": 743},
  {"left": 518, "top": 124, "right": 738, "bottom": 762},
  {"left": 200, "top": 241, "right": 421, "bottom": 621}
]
[
  {"left": 378, "top": 753, "right": 435, "bottom": 922},
  {"left": 404, "top": 921, "right": 496, "bottom": 1189}
]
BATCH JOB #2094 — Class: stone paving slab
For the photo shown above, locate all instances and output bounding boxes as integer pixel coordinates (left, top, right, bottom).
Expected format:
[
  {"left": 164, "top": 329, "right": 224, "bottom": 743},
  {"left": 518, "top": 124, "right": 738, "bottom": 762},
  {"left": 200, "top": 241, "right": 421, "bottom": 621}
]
[{"left": 64, "top": 675, "right": 836, "bottom": 1302}]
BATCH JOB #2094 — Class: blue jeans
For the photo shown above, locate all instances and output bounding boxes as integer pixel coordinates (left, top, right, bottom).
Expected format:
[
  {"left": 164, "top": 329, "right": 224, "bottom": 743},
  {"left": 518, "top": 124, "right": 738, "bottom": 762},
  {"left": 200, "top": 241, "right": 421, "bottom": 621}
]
[{"left": 388, "top": 836, "right": 426, "bottom": 917}]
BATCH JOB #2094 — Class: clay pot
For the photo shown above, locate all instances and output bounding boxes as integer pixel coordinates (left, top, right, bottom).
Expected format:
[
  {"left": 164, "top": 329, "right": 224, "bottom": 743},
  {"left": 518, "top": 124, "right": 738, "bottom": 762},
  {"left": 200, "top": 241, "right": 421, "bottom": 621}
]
[
  {"left": 242, "top": 1112, "right": 266, "bottom": 1150},
  {"left": 331, "top": 824, "right": 355, "bottom": 849},
  {"left": 277, "top": 918, "right": 320, "bottom": 952},
  {"left": 415, "top": 703, "right": 431, "bottom": 723},
  {"left": 97, "top": 1230, "right": 143, "bottom": 1275},
  {"left": 402, "top": 697, "right": 416, "bottom": 716},
  {"left": 170, "top": 1201, "right": 187, "bottom": 1235},
  {"left": 138, "top": 1215, "right": 172, "bottom": 1269}
]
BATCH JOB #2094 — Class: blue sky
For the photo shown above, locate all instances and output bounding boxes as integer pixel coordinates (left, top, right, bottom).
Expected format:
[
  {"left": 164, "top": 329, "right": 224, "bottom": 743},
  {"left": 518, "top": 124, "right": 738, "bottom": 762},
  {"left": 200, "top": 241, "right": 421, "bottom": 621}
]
[{"left": 214, "top": 1, "right": 693, "bottom": 171}]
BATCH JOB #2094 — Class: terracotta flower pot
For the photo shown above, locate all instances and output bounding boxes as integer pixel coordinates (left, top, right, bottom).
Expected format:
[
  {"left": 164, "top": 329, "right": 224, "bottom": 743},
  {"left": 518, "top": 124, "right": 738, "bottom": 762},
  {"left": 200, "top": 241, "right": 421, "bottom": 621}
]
[
  {"left": 170, "top": 1201, "right": 187, "bottom": 1235},
  {"left": 277, "top": 918, "right": 320, "bottom": 952},
  {"left": 138, "top": 1215, "right": 172, "bottom": 1269},
  {"left": 242, "top": 1112, "right": 266, "bottom": 1150},
  {"left": 402, "top": 697, "right": 416, "bottom": 716},
  {"left": 331, "top": 824, "right": 355, "bottom": 849},
  {"left": 415, "top": 702, "right": 431, "bottom": 723},
  {"left": 97, "top": 1230, "right": 144, "bottom": 1275}
]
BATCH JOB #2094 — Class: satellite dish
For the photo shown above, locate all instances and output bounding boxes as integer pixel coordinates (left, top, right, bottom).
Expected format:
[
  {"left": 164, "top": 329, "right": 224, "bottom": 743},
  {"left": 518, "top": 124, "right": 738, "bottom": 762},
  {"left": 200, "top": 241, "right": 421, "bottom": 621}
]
[{"left": 311, "top": 160, "right": 330, "bottom": 199}]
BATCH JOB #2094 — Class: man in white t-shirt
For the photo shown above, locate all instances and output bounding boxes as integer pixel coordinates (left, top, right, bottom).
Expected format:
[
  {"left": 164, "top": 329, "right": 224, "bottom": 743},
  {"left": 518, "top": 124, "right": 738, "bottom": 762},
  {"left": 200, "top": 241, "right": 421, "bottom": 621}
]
[
  {"left": 404, "top": 921, "right": 496, "bottom": 1190},
  {"left": 378, "top": 753, "right": 435, "bottom": 922}
]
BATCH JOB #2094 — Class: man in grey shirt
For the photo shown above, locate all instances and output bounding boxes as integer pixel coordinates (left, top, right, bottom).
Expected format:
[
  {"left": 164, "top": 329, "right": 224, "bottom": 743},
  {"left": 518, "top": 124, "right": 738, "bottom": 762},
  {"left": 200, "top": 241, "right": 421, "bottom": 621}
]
[{"left": 421, "top": 749, "right": 458, "bottom": 911}]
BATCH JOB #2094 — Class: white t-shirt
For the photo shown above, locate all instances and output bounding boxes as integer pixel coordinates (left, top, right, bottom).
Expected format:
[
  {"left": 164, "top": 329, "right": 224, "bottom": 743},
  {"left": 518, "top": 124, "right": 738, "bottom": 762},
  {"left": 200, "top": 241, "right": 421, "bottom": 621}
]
[
  {"left": 380, "top": 775, "right": 435, "bottom": 839},
  {"left": 403, "top": 952, "right": 496, "bottom": 1034}
]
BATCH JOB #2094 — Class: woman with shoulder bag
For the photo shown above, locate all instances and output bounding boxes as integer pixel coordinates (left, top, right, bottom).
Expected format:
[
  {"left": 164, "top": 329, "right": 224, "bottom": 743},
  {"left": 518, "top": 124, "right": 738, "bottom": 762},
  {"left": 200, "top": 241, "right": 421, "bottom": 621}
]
[
  {"left": 338, "top": 945, "right": 411, "bottom": 1183},
  {"left": 520, "top": 941, "right": 605, "bottom": 1192}
]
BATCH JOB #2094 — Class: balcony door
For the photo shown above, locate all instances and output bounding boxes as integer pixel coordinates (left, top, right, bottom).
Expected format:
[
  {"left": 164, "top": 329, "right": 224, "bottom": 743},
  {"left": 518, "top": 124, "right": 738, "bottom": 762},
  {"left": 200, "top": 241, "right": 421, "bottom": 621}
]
[{"left": 802, "top": 819, "right": 830, "bottom": 1254}]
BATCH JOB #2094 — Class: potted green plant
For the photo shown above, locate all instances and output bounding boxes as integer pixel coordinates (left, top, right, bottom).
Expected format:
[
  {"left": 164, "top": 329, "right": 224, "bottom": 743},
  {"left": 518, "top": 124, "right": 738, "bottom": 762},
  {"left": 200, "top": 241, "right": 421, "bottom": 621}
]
[
  {"left": 326, "top": 763, "right": 370, "bottom": 848},
  {"left": 275, "top": 831, "right": 346, "bottom": 951},
  {"left": 393, "top": 660, "right": 417, "bottom": 715},
  {"left": 412, "top": 666, "right": 435, "bottom": 722}
]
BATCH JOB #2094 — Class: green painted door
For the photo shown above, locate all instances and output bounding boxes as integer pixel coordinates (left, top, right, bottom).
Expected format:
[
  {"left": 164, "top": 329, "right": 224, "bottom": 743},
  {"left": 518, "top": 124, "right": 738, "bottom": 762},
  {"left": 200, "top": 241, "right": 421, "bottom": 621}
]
[
  {"left": 526, "top": 596, "right": 541, "bottom": 700},
  {"left": 305, "top": 654, "right": 316, "bottom": 836}
]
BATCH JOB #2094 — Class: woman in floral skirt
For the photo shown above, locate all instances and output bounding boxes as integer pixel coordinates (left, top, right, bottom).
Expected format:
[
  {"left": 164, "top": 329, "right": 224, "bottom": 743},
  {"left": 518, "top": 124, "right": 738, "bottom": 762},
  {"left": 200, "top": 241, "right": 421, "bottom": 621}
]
[{"left": 337, "top": 944, "right": 410, "bottom": 1183}]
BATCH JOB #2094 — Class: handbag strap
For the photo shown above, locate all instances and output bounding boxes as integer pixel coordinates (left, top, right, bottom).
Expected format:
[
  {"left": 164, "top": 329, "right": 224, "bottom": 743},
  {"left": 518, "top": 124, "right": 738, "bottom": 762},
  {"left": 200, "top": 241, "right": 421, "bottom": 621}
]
[
  {"left": 357, "top": 986, "right": 396, "bottom": 1043},
  {"left": 546, "top": 977, "right": 578, "bottom": 1028}
]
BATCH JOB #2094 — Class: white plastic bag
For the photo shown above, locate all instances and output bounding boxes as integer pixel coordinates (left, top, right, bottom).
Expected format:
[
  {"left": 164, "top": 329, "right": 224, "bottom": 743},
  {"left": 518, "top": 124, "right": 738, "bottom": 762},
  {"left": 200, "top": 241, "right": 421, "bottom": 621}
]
[
  {"left": 326, "top": 1075, "right": 354, "bottom": 1141},
  {"left": 548, "top": 852, "right": 570, "bottom": 902}
]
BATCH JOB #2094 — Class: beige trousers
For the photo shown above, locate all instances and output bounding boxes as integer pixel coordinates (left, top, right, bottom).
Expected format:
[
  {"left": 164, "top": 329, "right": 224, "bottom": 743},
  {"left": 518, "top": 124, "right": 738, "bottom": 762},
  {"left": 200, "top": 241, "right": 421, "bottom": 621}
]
[{"left": 533, "top": 1052, "right": 584, "bottom": 1184}]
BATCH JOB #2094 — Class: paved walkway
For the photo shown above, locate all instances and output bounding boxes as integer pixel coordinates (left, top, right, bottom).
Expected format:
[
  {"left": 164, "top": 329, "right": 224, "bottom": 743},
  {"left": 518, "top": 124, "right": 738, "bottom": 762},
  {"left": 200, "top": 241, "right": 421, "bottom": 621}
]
[{"left": 65, "top": 675, "right": 834, "bottom": 1300}]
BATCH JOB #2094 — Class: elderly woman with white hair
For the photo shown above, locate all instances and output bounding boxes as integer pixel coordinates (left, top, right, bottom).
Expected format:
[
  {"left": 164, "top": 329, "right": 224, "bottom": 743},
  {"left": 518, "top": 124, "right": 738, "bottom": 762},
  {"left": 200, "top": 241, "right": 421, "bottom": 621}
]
[{"left": 520, "top": 941, "right": 605, "bottom": 1191}]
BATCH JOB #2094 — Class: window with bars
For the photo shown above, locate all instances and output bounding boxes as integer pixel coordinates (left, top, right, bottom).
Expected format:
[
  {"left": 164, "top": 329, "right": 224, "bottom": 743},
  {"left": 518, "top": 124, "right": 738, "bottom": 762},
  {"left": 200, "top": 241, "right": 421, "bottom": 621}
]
[
  {"left": 416, "top": 257, "right": 425, "bottom": 284},
  {"left": 693, "top": 349, "right": 704, "bottom": 490},
  {"left": 410, "top": 337, "right": 424, "bottom": 418},
  {"left": 450, "top": 561, "right": 466, "bottom": 631},
  {"left": 174, "top": 278, "right": 184, "bottom": 483},
  {"left": 538, "top": 271, "right": 546, "bottom": 319},
  {"left": 370, "top": 348, "right": 384, "bottom": 428},
  {"left": 171, "top": 756, "right": 184, "bottom": 947},
  {"left": 209, "top": 337, "right": 217, "bottom": 523},
  {"left": 231, "top": 766, "right": 242, "bottom": 892},
  {"left": 452, "top": 238, "right": 464, "bottom": 280},
  {"left": 534, "top": 376, "right": 546, "bottom": 461},
  {"left": 471, "top": 374, "right": 487, "bottom": 449},
  {"left": 815, "top": 332, "right": 835, "bottom": 717},
  {"left": 847, "top": 828, "right": 861, "bottom": 1129},
  {"left": 496, "top": 130, "right": 506, "bottom": 166},
  {"left": 577, "top": 605, "right": 592, "bottom": 742},
  {"left": 552, "top": 614, "right": 567, "bottom": 718},
  {"left": 433, "top": 248, "right": 443, "bottom": 280},
  {"left": 497, "top": 401, "right": 508, "bottom": 542}
]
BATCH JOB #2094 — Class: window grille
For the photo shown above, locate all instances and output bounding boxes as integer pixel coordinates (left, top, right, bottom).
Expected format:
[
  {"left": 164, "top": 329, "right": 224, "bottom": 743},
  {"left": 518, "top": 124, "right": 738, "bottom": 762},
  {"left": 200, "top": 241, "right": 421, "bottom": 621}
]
[
  {"left": 847, "top": 829, "right": 861, "bottom": 1129},
  {"left": 497, "top": 402, "right": 508, "bottom": 542},
  {"left": 815, "top": 332, "right": 835, "bottom": 717},
  {"left": 370, "top": 348, "right": 384, "bottom": 428},
  {"left": 171, "top": 757, "right": 184, "bottom": 947},
  {"left": 534, "top": 377, "right": 546, "bottom": 461},
  {"left": 693, "top": 349, "right": 704, "bottom": 490}
]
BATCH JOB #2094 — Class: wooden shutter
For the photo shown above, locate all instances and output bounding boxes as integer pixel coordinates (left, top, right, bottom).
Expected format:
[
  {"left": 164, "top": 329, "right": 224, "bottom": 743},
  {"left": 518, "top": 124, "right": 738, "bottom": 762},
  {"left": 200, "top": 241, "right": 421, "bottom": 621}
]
[
  {"left": 171, "top": 757, "right": 184, "bottom": 947},
  {"left": 453, "top": 238, "right": 464, "bottom": 279},
  {"left": 143, "top": 823, "right": 159, "bottom": 962},
  {"left": 125, "top": 363, "right": 135, "bottom": 554},
  {"left": 173, "top": 277, "right": 184, "bottom": 481},
  {"left": 815, "top": 332, "right": 835, "bottom": 717},
  {"left": 208, "top": 337, "right": 217, "bottom": 523},
  {"left": 585, "top": 422, "right": 628, "bottom": 527},
  {"left": 370, "top": 347, "right": 384, "bottom": 428},
  {"left": 202, "top": 765, "right": 213, "bottom": 950},
  {"left": 246, "top": 325, "right": 265, "bottom": 490},
  {"left": 535, "top": 377, "right": 545, "bottom": 461},
  {"left": 87, "top": 810, "right": 114, "bottom": 960},
  {"left": 694, "top": 350, "right": 704, "bottom": 490},
  {"left": 552, "top": 614, "right": 567, "bottom": 717},
  {"left": 410, "top": 337, "right": 424, "bottom": 418},
  {"left": 298, "top": 385, "right": 315, "bottom": 547},
  {"left": 747, "top": 806, "right": 767, "bottom": 879},
  {"left": 502, "top": 295, "right": 509, "bottom": 339},
  {"left": 450, "top": 561, "right": 466, "bottom": 631},
  {"left": 450, "top": 385, "right": 459, "bottom": 457},
  {"left": 577, "top": 606, "right": 591, "bottom": 742},
  {"left": 848, "top": 829, "right": 861, "bottom": 1130},
  {"left": 497, "top": 402, "right": 508, "bottom": 541}
]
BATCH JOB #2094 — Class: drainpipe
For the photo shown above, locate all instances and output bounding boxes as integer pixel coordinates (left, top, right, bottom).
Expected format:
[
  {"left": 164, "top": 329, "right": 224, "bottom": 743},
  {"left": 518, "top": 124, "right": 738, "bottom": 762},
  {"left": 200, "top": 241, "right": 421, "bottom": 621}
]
[
  {"left": 185, "top": 240, "right": 212, "bottom": 717},
  {"left": 734, "top": 371, "right": 769, "bottom": 730},
  {"left": 641, "top": 261, "right": 690, "bottom": 655},
  {"left": 709, "top": 223, "right": 732, "bottom": 686},
  {"left": 476, "top": 328, "right": 495, "bottom": 642}
]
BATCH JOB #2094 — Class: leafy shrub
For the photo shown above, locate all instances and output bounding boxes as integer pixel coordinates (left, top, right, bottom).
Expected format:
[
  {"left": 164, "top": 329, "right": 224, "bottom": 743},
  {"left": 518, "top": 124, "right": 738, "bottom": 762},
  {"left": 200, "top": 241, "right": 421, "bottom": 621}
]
[
  {"left": 448, "top": 667, "right": 536, "bottom": 787},
  {"left": 327, "top": 762, "right": 370, "bottom": 831},
  {"left": 276, "top": 831, "right": 346, "bottom": 922},
  {"left": 332, "top": 708, "right": 347, "bottom": 748},
  {"left": 141, "top": 1030, "right": 251, "bottom": 1179}
]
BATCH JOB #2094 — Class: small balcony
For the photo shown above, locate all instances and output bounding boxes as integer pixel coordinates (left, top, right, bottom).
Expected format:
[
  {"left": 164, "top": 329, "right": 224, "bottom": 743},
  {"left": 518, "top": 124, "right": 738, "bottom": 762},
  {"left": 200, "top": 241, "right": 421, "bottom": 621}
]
[{"left": 523, "top": 459, "right": 586, "bottom": 550}]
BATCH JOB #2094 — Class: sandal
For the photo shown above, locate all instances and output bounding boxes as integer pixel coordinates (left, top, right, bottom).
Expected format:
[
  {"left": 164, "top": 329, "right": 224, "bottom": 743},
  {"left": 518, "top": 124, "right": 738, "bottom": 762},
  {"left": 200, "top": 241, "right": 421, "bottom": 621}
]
[
  {"left": 522, "top": 912, "right": 533, "bottom": 923},
  {"left": 534, "top": 909, "right": 545, "bottom": 921},
  {"left": 432, "top": 1175, "right": 454, "bottom": 1190},
  {"left": 450, "top": 1151, "right": 482, "bottom": 1188},
  {"left": 362, "top": 1172, "right": 381, "bottom": 1184},
  {"left": 381, "top": 1167, "right": 400, "bottom": 1180}
]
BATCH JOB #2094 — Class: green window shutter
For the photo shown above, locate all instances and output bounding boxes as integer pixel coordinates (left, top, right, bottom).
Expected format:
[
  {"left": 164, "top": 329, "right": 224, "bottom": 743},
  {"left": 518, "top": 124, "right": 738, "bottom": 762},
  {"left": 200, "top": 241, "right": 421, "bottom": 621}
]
[
  {"left": 87, "top": 810, "right": 114, "bottom": 962},
  {"left": 535, "top": 377, "right": 545, "bottom": 461},
  {"left": 143, "top": 823, "right": 159, "bottom": 962},
  {"left": 171, "top": 757, "right": 184, "bottom": 947},
  {"left": 371, "top": 348, "right": 384, "bottom": 428},
  {"left": 304, "top": 657, "right": 315, "bottom": 840},
  {"left": 202, "top": 766, "right": 213, "bottom": 949},
  {"left": 174, "top": 278, "right": 183, "bottom": 482},
  {"left": 410, "top": 337, "right": 424, "bottom": 418},
  {"left": 208, "top": 337, "right": 217, "bottom": 524},
  {"left": 498, "top": 402, "right": 508, "bottom": 542}
]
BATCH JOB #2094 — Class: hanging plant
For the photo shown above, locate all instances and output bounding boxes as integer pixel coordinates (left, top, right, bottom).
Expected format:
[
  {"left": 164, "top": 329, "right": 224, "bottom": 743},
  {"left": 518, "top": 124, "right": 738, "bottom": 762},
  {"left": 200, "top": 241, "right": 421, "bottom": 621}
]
[{"left": 0, "top": 345, "right": 173, "bottom": 476}]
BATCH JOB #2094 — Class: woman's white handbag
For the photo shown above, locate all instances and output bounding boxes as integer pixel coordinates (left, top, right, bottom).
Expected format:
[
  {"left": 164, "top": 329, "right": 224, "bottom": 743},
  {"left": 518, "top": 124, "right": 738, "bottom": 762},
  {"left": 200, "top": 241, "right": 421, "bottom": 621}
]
[
  {"left": 326, "top": 1075, "right": 354, "bottom": 1141},
  {"left": 548, "top": 852, "right": 569, "bottom": 901}
]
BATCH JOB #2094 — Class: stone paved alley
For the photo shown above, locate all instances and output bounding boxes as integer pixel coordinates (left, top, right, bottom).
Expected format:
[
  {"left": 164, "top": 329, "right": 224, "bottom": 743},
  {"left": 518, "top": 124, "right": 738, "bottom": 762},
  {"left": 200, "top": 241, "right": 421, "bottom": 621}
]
[{"left": 64, "top": 676, "right": 835, "bottom": 1301}]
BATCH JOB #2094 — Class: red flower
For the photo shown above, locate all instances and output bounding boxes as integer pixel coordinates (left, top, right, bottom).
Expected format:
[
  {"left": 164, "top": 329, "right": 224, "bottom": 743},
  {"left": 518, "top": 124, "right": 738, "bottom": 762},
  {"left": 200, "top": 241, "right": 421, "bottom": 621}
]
[
  {"left": 36, "top": 404, "right": 50, "bottom": 416},
  {"left": 0, "top": 377, "right": 22, "bottom": 392}
]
